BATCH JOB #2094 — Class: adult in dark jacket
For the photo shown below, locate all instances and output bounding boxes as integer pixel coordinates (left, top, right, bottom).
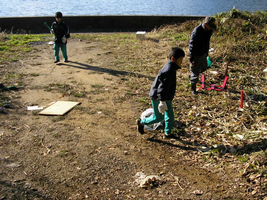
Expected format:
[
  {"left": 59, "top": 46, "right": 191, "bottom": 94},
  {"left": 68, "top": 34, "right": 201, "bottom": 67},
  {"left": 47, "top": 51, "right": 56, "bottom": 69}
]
[
  {"left": 137, "top": 47, "right": 185, "bottom": 138},
  {"left": 51, "top": 12, "right": 70, "bottom": 63},
  {"left": 189, "top": 16, "right": 216, "bottom": 95}
]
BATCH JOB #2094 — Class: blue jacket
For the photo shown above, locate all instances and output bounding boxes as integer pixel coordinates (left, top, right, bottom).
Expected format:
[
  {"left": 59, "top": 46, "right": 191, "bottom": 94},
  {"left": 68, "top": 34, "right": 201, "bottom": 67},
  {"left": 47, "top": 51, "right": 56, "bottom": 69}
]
[
  {"left": 189, "top": 23, "right": 212, "bottom": 62},
  {"left": 149, "top": 60, "right": 180, "bottom": 101},
  {"left": 51, "top": 20, "right": 70, "bottom": 44}
]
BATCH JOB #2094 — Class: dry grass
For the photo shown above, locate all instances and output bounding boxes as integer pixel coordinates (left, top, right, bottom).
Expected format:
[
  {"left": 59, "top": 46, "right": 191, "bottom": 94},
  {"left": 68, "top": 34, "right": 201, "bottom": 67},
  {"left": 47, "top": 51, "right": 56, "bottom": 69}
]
[{"left": 71, "top": 10, "right": 267, "bottom": 182}]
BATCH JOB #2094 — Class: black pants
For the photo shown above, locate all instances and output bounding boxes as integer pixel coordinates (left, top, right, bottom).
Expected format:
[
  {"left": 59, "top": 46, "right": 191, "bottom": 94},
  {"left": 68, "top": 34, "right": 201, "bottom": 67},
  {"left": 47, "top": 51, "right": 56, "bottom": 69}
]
[{"left": 190, "top": 55, "right": 207, "bottom": 84}]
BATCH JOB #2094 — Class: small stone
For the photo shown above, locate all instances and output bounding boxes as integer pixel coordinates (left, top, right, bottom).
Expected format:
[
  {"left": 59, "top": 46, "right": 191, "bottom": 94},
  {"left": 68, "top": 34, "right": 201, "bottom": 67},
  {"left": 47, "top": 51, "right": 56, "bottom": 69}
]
[
  {"left": 251, "top": 190, "right": 257, "bottom": 195},
  {"left": 192, "top": 190, "right": 204, "bottom": 195}
]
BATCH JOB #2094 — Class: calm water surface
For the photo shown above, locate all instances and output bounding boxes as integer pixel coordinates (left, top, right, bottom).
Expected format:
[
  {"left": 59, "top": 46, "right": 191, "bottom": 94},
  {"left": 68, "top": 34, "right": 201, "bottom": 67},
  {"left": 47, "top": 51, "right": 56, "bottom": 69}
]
[{"left": 0, "top": 0, "right": 266, "bottom": 17}]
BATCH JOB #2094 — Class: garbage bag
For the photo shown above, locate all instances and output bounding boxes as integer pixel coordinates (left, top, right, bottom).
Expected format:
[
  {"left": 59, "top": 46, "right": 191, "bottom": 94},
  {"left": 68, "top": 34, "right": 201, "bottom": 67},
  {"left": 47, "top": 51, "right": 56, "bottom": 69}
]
[{"left": 140, "top": 108, "right": 164, "bottom": 131}]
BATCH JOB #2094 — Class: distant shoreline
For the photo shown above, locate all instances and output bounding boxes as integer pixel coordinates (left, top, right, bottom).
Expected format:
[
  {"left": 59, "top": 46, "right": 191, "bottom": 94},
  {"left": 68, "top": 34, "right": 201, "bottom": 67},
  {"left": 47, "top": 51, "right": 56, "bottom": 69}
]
[{"left": 0, "top": 15, "right": 205, "bottom": 33}]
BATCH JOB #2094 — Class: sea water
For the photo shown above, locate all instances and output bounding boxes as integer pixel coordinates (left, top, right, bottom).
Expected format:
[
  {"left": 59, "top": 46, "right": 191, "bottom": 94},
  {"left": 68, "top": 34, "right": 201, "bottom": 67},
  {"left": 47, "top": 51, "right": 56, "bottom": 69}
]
[{"left": 0, "top": 0, "right": 266, "bottom": 17}]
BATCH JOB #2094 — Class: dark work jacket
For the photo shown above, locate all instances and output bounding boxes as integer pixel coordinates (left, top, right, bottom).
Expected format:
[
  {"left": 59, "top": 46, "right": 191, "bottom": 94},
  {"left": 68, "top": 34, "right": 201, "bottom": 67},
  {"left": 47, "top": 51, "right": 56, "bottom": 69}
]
[
  {"left": 189, "top": 23, "right": 212, "bottom": 61},
  {"left": 149, "top": 60, "right": 181, "bottom": 101},
  {"left": 51, "top": 20, "right": 69, "bottom": 44}
]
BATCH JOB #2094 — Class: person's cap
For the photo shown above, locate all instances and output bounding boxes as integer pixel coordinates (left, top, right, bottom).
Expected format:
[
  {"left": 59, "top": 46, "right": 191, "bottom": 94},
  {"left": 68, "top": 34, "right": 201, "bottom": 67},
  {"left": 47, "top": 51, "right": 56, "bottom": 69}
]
[
  {"left": 55, "top": 12, "right": 63, "bottom": 18},
  {"left": 204, "top": 16, "right": 217, "bottom": 30}
]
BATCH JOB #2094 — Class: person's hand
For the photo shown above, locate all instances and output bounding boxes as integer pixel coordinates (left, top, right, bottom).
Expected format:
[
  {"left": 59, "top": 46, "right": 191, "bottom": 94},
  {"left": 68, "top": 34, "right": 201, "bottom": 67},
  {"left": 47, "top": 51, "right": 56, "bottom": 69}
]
[
  {"left": 62, "top": 36, "right": 67, "bottom": 43},
  {"left": 158, "top": 101, "right": 167, "bottom": 115},
  {"left": 50, "top": 29, "right": 54, "bottom": 34}
]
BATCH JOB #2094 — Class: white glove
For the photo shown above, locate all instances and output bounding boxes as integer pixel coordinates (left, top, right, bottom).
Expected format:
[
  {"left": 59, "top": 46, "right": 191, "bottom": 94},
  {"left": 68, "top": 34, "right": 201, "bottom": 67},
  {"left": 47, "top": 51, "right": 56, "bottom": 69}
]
[
  {"left": 158, "top": 101, "right": 167, "bottom": 115},
  {"left": 50, "top": 29, "right": 54, "bottom": 34},
  {"left": 62, "top": 36, "right": 67, "bottom": 43}
]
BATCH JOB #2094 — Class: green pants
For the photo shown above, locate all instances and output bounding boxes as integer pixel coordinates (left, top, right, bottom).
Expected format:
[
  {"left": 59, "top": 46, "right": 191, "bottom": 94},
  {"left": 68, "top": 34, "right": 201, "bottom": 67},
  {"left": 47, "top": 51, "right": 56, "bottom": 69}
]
[
  {"left": 141, "top": 100, "right": 174, "bottom": 135},
  {"left": 54, "top": 43, "right": 68, "bottom": 61}
]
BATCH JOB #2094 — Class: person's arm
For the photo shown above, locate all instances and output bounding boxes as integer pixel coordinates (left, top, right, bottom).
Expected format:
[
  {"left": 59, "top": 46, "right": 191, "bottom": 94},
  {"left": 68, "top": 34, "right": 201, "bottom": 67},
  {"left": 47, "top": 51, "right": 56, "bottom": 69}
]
[
  {"left": 189, "top": 30, "right": 197, "bottom": 63},
  {"left": 64, "top": 23, "right": 70, "bottom": 38},
  {"left": 157, "top": 71, "right": 173, "bottom": 101}
]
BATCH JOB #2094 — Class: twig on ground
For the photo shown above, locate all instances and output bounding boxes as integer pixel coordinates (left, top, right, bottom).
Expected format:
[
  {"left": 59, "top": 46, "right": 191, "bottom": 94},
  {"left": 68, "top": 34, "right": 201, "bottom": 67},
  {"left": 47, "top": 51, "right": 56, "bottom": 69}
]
[
  {"left": 41, "top": 137, "right": 51, "bottom": 155},
  {"left": 170, "top": 173, "right": 184, "bottom": 190}
]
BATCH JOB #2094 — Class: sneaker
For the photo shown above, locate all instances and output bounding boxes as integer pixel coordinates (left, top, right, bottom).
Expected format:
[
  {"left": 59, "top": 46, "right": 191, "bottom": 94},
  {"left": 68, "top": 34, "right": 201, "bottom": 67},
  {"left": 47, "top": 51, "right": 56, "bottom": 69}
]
[
  {"left": 136, "top": 119, "right": 144, "bottom": 134},
  {"left": 192, "top": 90, "right": 198, "bottom": 95},
  {"left": 163, "top": 133, "right": 177, "bottom": 139},
  {"left": 64, "top": 59, "right": 68, "bottom": 63},
  {"left": 191, "top": 83, "right": 198, "bottom": 95},
  {"left": 54, "top": 60, "right": 60, "bottom": 63}
]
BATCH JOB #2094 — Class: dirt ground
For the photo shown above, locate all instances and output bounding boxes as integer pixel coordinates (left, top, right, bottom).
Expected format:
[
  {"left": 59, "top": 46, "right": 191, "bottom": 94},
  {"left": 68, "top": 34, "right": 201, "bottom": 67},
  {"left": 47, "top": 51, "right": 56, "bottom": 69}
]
[{"left": 0, "top": 36, "right": 264, "bottom": 199}]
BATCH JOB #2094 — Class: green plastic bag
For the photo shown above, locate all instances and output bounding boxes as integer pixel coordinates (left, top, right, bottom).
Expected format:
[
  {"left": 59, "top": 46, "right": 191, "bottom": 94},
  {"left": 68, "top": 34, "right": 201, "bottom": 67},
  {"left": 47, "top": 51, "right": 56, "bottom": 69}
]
[{"left": 207, "top": 57, "right": 212, "bottom": 67}]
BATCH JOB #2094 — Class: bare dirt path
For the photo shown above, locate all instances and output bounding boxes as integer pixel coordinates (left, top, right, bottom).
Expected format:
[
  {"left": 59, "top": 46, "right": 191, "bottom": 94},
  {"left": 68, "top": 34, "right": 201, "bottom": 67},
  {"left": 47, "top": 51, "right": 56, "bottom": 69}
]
[{"left": 0, "top": 37, "right": 257, "bottom": 199}]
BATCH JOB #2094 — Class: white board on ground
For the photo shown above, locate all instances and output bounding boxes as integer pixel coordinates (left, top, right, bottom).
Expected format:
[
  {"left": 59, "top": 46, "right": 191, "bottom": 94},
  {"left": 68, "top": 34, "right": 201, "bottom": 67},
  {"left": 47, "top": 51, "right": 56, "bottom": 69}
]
[{"left": 38, "top": 101, "right": 80, "bottom": 115}]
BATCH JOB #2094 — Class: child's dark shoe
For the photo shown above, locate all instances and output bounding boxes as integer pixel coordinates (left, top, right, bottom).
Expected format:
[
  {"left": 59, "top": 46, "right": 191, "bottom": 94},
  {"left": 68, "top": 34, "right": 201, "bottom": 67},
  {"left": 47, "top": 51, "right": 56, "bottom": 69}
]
[
  {"left": 163, "top": 133, "right": 177, "bottom": 139},
  {"left": 136, "top": 119, "right": 144, "bottom": 134}
]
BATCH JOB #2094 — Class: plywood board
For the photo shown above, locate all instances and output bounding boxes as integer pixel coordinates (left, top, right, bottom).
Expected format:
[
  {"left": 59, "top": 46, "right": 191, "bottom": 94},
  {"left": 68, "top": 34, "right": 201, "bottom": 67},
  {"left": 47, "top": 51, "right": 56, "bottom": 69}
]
[{"left": 39, "top": 101, "right": 80, "bottom": 115}]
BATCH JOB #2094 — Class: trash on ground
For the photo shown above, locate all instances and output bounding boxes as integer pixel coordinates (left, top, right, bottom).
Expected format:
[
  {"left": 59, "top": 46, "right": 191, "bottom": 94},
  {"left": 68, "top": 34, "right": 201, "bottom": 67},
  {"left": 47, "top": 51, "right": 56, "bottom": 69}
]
[
  {"left": 140, "top": 108, "right": 164, "bottom": 131},
  {"left": 27, "top": 106, "right": 43, "bottom": 111},
  {"left": 210, "top": 71, "right": 218, "bottom": 75},
  {"left": 136, "top": 31, "right": 146, "bottom": 40},
  {"left": 134, "top": 172, "right": 162, "bottom": 188}
]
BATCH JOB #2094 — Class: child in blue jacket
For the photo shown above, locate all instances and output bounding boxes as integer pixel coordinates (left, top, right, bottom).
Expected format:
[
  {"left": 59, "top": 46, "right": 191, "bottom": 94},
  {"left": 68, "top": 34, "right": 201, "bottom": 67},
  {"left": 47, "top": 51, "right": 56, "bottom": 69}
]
[
  {"left": 137, "top": 47, "right": 185, "bottom": 138},
  {"left": 51, "top": 12, "right": 70, "bottom": 63}
]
